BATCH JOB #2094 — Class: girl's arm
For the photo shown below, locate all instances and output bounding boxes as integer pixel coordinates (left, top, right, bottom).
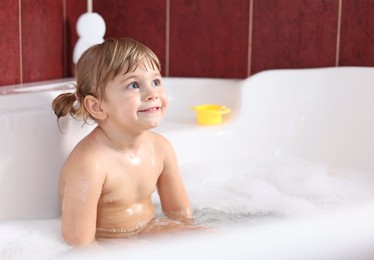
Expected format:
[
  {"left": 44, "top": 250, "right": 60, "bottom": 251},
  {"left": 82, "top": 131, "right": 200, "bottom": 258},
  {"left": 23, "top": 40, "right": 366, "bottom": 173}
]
[
  {"left": 156, "top": 138, "right": 192, "bottom": 221},
  {"left": 60, "top": 152, "right": 105, "bottom": 246}
]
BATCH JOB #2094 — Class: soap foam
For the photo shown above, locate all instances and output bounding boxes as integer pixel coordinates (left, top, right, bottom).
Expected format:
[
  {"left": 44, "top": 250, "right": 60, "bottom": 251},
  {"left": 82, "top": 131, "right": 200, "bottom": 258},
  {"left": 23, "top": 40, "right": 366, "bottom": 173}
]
[
  {"left": 178, "top": 157, "right": 374, "bottom": 226},
  {"left": 2, "top": 157, "right": 374, "bottom": 258},
  {"left": 0, "top": 218, "right": 71, "bottom": 259}
]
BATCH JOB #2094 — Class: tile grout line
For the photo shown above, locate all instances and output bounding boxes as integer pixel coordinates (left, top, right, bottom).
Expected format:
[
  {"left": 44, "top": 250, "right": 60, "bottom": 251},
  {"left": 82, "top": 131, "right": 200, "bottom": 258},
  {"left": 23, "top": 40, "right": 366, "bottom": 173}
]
[
  {"left": 247, "top": 0, "right": 254, "bottom": 77},
  {"left": 62, "top": 0, "right": 67, "bottom": 77},
  {"left": 335, "top": 0, "right": 342, "bottom": 66},
  {"left": 18, "top": 0, "right": 23, "bottom": 83},
  {"left": 165, "top": 0, "right": 170, "bottom": 77}
]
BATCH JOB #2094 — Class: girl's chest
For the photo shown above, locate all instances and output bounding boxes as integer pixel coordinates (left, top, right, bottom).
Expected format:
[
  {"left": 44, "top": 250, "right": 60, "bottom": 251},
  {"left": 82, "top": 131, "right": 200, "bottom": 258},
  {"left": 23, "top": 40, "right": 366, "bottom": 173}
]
[{"left": 101, "top": 155, "right": 163, "bottom": 199}]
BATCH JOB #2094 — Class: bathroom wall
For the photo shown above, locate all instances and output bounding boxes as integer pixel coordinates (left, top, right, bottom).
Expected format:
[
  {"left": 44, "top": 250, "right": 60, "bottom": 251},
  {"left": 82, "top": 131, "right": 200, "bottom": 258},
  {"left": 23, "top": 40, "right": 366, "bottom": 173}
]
[{"left": 1, "top": 0, "right": 373, "bottom": 87}]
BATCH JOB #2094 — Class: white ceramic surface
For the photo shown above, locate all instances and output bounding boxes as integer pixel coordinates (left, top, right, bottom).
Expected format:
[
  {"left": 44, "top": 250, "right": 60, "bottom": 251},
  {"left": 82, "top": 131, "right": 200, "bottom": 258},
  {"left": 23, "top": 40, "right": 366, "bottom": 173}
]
[{"left": 1, "top": 67, "right": 374, "bottom": 259}]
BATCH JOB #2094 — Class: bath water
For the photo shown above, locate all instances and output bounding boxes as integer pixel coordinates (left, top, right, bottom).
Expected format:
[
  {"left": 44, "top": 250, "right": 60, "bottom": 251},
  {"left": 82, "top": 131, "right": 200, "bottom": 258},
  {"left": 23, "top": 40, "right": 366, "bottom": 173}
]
[
  {"left": 2, "top": 157, "right": 374, "bottom": 258},
  {"left": 178, "top": 157, "right": 374, "bottom": 227}
]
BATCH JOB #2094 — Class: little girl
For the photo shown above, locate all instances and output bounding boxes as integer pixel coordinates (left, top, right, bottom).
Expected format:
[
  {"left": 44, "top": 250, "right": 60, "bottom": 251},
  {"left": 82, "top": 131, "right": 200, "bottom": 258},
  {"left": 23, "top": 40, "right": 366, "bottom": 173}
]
[{"left": 52, "top": 38, "right": 193, "bottom": 246}]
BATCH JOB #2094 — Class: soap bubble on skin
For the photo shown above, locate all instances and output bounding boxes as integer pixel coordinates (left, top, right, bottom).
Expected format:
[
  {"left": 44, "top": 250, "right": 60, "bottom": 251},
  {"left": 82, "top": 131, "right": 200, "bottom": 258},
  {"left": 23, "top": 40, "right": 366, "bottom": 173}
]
[{"left": 78, "top": 181, "right": 90, "bottom": 202}]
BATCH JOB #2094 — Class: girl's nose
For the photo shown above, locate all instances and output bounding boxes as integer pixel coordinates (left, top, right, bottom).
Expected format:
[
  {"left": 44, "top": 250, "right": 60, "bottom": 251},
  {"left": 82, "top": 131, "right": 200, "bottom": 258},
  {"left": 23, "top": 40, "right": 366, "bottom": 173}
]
[{"left": 144, "top": 85, "right": 159, "bottom": 101}]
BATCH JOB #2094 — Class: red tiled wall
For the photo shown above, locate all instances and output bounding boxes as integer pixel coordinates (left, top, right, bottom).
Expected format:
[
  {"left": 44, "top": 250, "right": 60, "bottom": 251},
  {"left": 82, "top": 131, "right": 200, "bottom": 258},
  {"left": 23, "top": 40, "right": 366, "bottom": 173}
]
[
  {"left": 169, "top": 0, "right": 249, "bottom": 78},
  {"left": 1, "top": 0, "right": 374, "bottom": 87},
  {"left": 251, "top": 0, "right": 339, "bottom": 74},
  {"left": 94, "top": 0, "right": 167, "bottom": 76},
  {"left": 21, "top": 0, "right": 64, "bottom": 82},
  {"left": 340, "top": 0, "right": 374, "bottom": 66},
  {"left": 0, "top": 0, "right": 20, "bottom": 85}
]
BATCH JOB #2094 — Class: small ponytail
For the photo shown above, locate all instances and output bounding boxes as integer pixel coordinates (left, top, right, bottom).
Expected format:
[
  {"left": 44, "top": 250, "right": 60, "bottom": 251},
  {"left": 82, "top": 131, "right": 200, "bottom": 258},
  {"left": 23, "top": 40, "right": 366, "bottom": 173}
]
[
  {"left": 52, "top": 89, "right": 92, "bottom": 126},
  {"left": 52, "top": 92, "right": 77, "bottom": 120}
]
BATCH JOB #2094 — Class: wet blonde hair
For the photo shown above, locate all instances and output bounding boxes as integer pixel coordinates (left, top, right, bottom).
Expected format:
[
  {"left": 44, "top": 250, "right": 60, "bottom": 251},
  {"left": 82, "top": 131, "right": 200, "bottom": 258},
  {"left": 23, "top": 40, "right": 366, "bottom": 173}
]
[{"left": 52, "top": 38, "right": 161, "bottom": 123}]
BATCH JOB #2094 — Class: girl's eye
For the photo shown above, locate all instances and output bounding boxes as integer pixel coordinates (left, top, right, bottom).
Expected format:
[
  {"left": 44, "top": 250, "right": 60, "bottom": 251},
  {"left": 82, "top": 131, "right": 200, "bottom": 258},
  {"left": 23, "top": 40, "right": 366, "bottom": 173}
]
[
  {"left": 127, "top": 82, "right": 139, "bottom": 89},
  {"left": 151, "top": 79, "right": 161, "bottom": 88}
]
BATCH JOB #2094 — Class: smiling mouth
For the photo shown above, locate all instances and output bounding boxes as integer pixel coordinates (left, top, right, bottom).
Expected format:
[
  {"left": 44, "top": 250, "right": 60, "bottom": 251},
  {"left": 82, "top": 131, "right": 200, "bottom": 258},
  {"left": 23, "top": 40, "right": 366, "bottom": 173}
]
[{"left": 138, "top": 107, "right": 161, "bottom": 113}]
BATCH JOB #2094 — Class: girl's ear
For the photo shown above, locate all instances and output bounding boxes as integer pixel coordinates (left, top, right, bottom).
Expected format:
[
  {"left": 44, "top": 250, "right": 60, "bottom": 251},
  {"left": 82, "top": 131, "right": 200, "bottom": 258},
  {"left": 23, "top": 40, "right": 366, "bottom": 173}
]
[{"left": 84, "top": 95, "right": 107, "bottom": 120}]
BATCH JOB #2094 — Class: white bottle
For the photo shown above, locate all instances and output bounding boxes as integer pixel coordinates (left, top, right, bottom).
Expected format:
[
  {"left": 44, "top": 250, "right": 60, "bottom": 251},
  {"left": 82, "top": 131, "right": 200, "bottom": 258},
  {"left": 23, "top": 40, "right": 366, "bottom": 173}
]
[{"left": 73, "top": 12, "right": 106, "bottom": 64}]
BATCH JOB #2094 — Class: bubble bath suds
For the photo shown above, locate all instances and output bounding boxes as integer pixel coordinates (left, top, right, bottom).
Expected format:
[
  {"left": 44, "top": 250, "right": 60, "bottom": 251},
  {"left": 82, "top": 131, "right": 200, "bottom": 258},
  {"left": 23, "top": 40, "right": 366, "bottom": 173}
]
[
  {"left": 177, "top": 157, "right": 374, "bottom": 227},
  {"left": 2, "top": 157, "right": 374, "bottom": 258}
]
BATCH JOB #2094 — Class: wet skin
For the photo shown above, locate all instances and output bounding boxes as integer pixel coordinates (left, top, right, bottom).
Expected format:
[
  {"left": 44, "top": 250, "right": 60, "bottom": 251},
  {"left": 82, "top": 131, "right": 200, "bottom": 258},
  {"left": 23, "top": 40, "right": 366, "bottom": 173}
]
[{"left": 59, "top": 63, "right": 192, "bottom": 246}]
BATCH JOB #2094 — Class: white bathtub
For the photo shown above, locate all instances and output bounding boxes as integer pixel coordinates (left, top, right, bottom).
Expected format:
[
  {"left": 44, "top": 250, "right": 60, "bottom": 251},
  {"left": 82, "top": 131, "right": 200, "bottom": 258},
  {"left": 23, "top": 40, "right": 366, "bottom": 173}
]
[{"left": 1, "top": 67, "right": 374, "bottom": 259}]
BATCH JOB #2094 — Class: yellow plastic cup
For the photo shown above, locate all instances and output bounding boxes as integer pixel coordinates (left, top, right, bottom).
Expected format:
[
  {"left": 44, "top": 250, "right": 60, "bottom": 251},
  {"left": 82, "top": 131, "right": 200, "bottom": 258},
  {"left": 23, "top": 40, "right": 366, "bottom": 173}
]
[{"left": 192, "top": 104, "right": 231, "bottom": 125}]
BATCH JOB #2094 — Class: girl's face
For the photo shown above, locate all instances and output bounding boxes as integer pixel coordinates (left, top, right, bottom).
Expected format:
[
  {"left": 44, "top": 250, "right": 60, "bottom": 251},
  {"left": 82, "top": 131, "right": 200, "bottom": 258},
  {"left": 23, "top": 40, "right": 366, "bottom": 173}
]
[{"left": 100, "top": 61, "right": 168, "bottom": 133}]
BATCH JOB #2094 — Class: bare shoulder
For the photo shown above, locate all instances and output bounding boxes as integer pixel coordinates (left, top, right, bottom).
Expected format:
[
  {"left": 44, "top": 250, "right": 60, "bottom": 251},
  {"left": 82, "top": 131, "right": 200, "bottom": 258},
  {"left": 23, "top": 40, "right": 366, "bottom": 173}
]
[
  {"left": 148, "top": 130, "right": 168, "bottom": 140},
  {"left": 148, "top": 131, "right": 172, "bottom": 146},
  {"left": 58, "top": 130, "right": 107, "bottom": 213},
  {"left": 148, "top": 131, "right": 174, "bottom": 154},
  {"left": 147, "top": 131, "right": 178, "bottom": 174},
  {"left": 61, "top": 132, "right": 108, "bottom": 182}
]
